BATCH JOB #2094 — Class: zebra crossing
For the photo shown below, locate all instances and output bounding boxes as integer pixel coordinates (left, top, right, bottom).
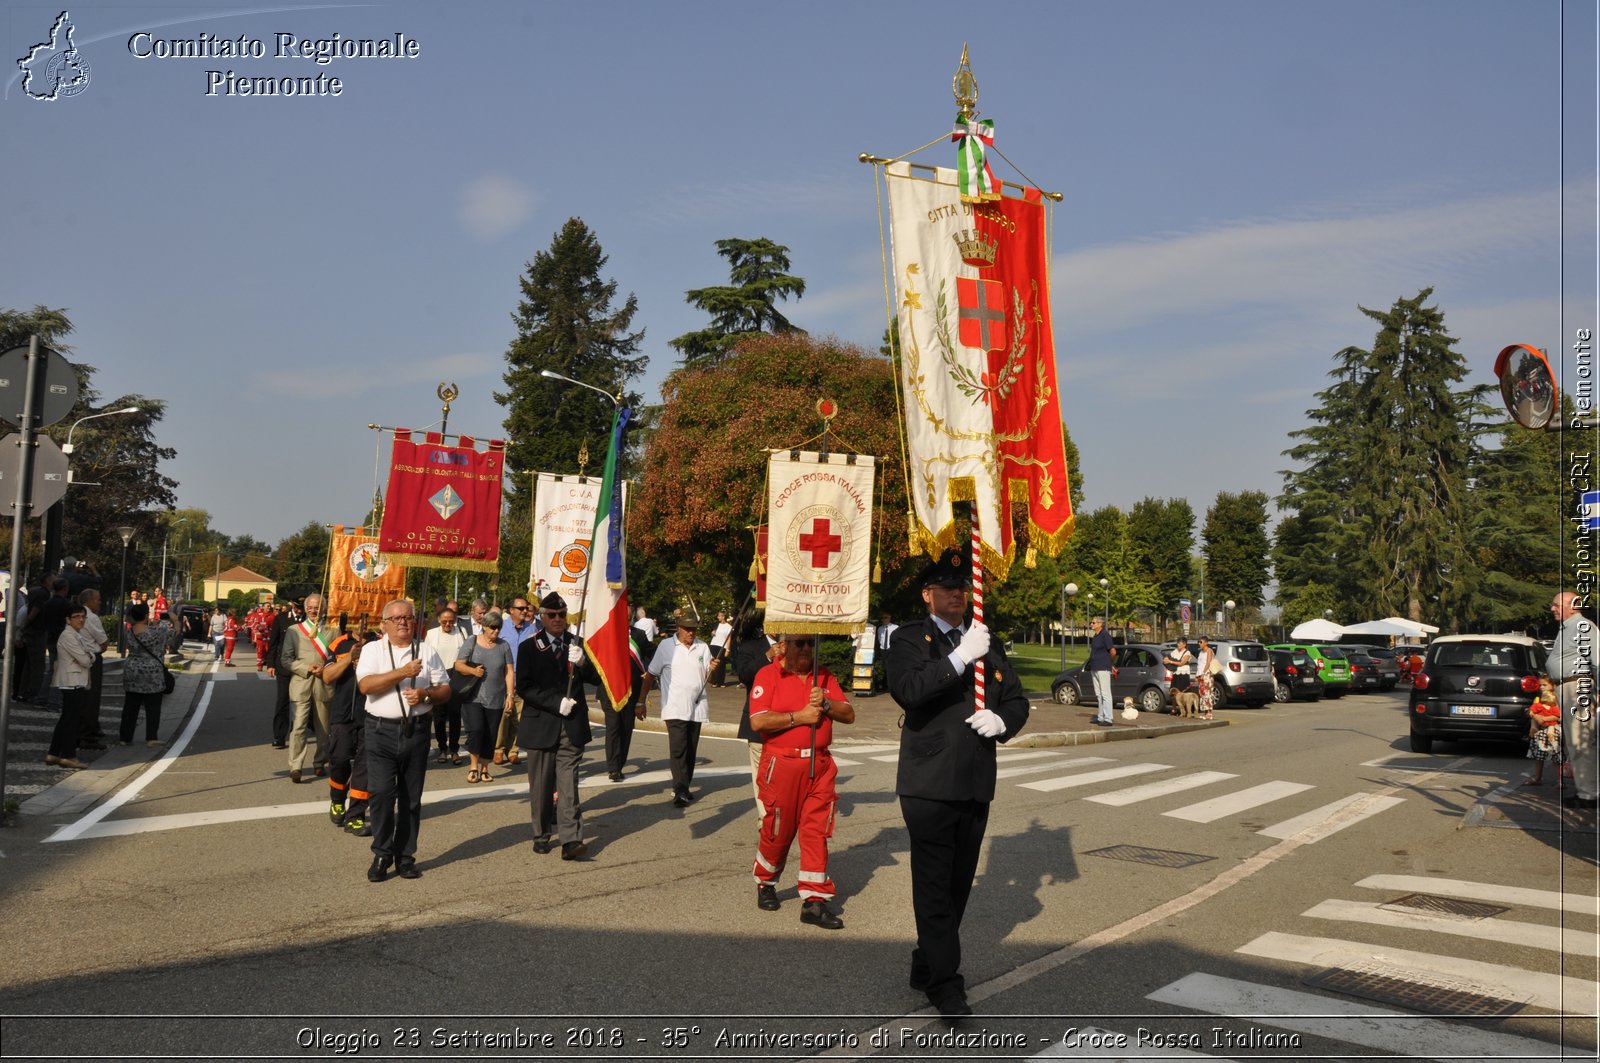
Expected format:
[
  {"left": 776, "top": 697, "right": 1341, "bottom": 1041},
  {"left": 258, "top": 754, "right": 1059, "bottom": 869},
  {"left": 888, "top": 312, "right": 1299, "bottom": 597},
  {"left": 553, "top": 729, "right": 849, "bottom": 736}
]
[
  {"left": 1035, "top": 873, "right": 1591, "bottom": 1060},
  {"left": 834, "top": 742, "right": 1409, "bottom": 842}
]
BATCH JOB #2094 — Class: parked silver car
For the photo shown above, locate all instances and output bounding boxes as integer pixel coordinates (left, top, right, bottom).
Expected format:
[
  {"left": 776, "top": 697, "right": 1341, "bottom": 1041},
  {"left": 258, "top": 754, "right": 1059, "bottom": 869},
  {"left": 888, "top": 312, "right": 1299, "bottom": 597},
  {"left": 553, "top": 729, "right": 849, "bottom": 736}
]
[{"left": 1166, "top": 639, "right": 1275, "bottom": 707}]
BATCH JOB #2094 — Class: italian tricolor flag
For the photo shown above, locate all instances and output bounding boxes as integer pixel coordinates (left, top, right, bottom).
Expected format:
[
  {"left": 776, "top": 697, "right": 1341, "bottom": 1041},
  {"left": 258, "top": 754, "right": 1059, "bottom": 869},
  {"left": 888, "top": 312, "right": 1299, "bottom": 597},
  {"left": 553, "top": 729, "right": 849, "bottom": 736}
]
[{"left": 579, "top": 408, "right": 633, "bottom": 709}]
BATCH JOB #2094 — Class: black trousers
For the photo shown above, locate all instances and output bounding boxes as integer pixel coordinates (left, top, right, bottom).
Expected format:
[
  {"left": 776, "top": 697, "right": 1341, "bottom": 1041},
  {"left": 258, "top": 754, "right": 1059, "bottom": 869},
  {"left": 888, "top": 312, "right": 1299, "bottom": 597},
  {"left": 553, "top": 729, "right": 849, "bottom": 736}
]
[
  {"left": 81, "top": 656, "right": 105, "bottom": 740},
  {"left": 365, "top": 712, "right": 431, "bottom": 865},
  {"left": 327, "top": 721, "right": 369, "bottom": 817},
  {"left": 120, "top": 691, "right": 163, "bottom": 743},
  {"left": 460, "top": 701, "right": 503, "bottom": 760},
  {"left": 603, "top": 703, "right": 637, "bottom": 774},
  {"left": 50, "top": 687, "right": 88, "bottom": 759},
  {"left": 432, "top": 700, "right": 462, "bottom": 754},
  {"left": 666, "top": 719, "right": 701, "bottom": 797},
  {"left": 271, "top": 669, "right": 292, "bottom": 744},
  {"left": 899, "top": 794, "right": 990, "bottom": 1004}
]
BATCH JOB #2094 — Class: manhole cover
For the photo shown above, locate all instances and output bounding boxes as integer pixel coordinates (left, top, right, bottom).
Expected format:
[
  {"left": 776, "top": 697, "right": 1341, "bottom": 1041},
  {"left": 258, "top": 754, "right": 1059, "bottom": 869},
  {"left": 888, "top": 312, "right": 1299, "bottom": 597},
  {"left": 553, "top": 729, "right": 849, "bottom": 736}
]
[
  {"left": 1305, "top": 961, "right": 1525, "bottom": 1018},
  {"left": 1380, "top": 893, "right": 1510, "bottom": 919},
  {"left": 1085, "top": 844, "right": 1215, "bottom": 868}
]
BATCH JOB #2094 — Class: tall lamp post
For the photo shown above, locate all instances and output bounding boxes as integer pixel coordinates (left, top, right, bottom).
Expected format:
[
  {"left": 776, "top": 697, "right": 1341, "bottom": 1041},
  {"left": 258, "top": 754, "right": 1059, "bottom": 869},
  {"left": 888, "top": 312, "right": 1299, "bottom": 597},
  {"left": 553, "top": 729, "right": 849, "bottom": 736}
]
[
  {"left": 116, "top": 525, "right": 135, "bottom": 653},
  {"left": 1060, "top": 582, "right": 1079, "bottom": 668},
  {"left": 1225, "top": 599, "right": 1236, "bottom": 638},
  {"left": 1099, "top": 577, "right": 1110, "bottom": 625},
  {"left": 161, "top": 517, "right": 189, "bottom": 599}
]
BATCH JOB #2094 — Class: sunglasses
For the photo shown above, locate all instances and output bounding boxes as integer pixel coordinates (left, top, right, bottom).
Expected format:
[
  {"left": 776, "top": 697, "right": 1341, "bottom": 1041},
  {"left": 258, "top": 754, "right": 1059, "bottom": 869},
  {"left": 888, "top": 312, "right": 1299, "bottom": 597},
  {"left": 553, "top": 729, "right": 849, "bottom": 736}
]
[
  {"left": 511, "top": 605, "right": 530, "bottom": 611},
  {"left": 543, "top": 610, "right": 567, "bottom": 619},
  {"left": 789, "top": 639, "right": 815, "bottom": 647}
]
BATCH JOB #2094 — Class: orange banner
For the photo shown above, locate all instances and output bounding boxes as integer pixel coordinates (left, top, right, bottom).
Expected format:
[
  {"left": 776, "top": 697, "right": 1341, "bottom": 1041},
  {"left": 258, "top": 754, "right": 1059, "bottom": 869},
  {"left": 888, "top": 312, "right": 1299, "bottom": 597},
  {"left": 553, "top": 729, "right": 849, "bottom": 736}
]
[{"left": 326, "top": 526, "right": 406, "bottom": 627}]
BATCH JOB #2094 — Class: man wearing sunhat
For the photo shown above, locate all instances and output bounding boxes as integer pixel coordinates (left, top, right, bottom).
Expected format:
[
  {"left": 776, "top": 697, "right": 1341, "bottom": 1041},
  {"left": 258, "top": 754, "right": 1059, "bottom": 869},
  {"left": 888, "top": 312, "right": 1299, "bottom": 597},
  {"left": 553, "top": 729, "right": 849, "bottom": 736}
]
[
  {"left": 516, "top": 591, "right": 595, "bottom": 859},
  {"left": 887, "top": 546, "right": 1031, "bottom": 1019},
  {"left": 640, "top": 609, "right": 712, "bottom": 808}
]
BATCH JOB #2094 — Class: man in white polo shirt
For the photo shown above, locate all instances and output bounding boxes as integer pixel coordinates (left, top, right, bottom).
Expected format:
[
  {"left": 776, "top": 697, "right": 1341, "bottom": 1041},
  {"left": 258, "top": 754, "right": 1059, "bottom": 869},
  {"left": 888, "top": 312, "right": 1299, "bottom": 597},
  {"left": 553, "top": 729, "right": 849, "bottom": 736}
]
[
  {"left": 640, "top": 610, "right": 711, "bottom": 808},
  {"left": 356, "top": 598, "right": 449, "bottom": 883}
]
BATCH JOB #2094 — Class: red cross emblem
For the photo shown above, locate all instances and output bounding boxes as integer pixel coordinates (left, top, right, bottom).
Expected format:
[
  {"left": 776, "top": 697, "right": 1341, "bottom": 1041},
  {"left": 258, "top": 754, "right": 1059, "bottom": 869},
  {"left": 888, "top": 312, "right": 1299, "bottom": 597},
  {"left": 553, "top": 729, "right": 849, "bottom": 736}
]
[
  {"left": 797, "top": 517, "right": 843, "bottom": 568},
  {"left": 956, "top": 277, "right": 1007, "bottom": 353}
]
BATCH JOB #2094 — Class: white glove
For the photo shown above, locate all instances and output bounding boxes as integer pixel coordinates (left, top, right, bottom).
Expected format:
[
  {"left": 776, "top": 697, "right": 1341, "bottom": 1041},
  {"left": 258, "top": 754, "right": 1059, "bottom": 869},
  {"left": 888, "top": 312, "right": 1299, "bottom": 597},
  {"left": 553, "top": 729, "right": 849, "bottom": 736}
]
[
  {"left": 967, "top": 708, "right": 1007, "bottom": 738},
  {"left": 567, "top": 642, "right": 584, "bottom": 665},
  {"left": 954, "top": 622, "right": 991, "bottom": 666},
  {"left": 558, "top": 697, "right": 575, "bottom": 717}
]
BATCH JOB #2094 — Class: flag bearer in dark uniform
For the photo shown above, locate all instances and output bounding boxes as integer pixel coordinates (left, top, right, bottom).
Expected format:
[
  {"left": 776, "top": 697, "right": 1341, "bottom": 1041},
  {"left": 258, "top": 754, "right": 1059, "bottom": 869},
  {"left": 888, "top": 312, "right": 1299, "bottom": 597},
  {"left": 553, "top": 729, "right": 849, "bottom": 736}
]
[
  {"left": 515, "top": 592, "right": 595, "bottom": 860},
  {"left": 887, "top": 547, "right": 1030, "bottom": 1020},
  {"left": 324, "top": 629, "right": 378, "bottom": 835}
]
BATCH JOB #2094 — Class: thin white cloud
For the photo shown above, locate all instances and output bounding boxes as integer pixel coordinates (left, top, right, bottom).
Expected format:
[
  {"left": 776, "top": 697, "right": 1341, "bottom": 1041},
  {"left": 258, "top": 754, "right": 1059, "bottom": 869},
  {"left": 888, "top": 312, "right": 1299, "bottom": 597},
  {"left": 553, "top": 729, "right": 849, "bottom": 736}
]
[
  {"left": 459, "top": 175, "right": 537, "bottom": 242},
  {"left": 251, "top": 351, "right": 498, "bottom": 400},
  {"left": 1053, "top": 187, "right": 1565, "bottom": 340}
]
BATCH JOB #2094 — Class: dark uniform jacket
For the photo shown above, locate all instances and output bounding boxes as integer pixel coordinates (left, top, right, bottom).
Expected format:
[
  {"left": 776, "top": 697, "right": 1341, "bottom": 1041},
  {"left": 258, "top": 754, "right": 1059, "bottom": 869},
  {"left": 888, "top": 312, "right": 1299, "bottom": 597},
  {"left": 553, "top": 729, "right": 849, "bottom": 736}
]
[
  {"left": 266, "top": 611, "right": 292, "bottom": 670},
  {"left": 888, "top": 615, "right": 1030, "bottom": 802},
  {"left": 733, "top": 635, "right": 774, "bottom": 742},
  {"left": 515, "top": 628, "right": 596, "bottom": 750}
]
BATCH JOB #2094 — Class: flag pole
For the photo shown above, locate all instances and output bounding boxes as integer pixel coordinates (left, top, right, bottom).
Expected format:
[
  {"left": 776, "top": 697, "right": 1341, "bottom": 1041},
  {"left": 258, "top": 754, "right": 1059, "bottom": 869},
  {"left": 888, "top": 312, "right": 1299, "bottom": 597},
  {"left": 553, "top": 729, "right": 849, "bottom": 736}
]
[{"left": 970, "top": 505, "right": 985, "bottom": 715}]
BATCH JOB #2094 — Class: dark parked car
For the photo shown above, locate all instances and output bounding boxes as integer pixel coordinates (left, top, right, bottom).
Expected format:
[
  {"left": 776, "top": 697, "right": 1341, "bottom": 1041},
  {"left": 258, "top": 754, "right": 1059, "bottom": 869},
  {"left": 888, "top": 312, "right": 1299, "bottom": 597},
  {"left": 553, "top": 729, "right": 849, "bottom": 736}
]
[
  {"left": 1270, "top": 648, "right": 1325, "bottom": 702},
  {"left": 178, "top": 605, "right": 207, "bottom": 643},
  {"left": 1343, "top": 650, "right": 1385, "bottom": 692},
  {"left": 1052, "top": 643, "right": 1173, "bottom": 715},
  {"left": 1345, "top": 643, "right": 1401, "bottom": 689},
  {"left": 1408, "top": 634, "right": 1547, "bottom": 753}
]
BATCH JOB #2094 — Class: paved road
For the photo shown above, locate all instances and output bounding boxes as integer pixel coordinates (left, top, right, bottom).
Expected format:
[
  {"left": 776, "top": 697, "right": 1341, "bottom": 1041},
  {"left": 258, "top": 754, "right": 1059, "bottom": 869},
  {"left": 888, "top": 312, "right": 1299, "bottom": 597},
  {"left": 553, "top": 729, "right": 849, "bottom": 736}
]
[{"left": 0, "top": 663, "right": 1593, "bottom": 1061}]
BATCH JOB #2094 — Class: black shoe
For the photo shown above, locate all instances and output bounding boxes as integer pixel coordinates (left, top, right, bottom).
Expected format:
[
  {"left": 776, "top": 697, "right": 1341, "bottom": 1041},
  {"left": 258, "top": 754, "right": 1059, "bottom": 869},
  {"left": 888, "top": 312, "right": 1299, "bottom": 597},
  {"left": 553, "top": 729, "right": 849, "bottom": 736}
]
[
  {"left": 932, "top": 991, "right": 972, "bottom": 1019},
  {"left": 608, "top": 771, "right": 624, "bottom": 782},
  {"left": 683, "top": 789, "right": 698, "bottom": 803},
  {"left": 532, "top": 838, "right": 554, "bottom": 855},
  {"left": 756, "top": 884, "right": 780, "bottom": 911},
  {"left": 561, "top": 841, "right": 589, "bottom": 861},
  {"left": 672, "top": 793, "right": 689, "bottom": 808},
  {"left": 271, "top": 741, "right": 287, "bottom": 749},
  {"left": 344, "top": 817, "right": 372, "bottom": 837},
  {"left": 799, "top": 900, "right": 844, "bottom": 930},
  {"left": 396, "top": 861, "right": 421, "bottom": 879},
  {"left": 367, "top": 857, "right": 391, "bottom": 883},
  {"left": 329, "top": 803, "right": 345, "bottom": 826}
]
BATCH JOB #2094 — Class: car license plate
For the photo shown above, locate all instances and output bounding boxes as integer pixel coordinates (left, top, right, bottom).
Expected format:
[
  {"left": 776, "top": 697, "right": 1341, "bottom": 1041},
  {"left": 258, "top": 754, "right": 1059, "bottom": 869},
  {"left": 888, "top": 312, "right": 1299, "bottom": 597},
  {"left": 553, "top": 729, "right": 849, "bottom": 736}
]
[{"left": 1449, "top": 705, "right": 1496, "bottom": 717}]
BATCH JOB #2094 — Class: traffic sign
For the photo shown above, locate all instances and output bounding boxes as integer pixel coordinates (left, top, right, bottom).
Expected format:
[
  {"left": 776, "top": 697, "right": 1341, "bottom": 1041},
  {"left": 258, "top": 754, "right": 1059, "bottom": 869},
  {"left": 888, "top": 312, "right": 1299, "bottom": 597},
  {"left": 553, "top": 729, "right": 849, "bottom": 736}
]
[
  {"left": 0, "top": 345, "right": 80, "bottom": 429},
  {"left": 0, "top": 434, "right": 69, "bottom": 513}
]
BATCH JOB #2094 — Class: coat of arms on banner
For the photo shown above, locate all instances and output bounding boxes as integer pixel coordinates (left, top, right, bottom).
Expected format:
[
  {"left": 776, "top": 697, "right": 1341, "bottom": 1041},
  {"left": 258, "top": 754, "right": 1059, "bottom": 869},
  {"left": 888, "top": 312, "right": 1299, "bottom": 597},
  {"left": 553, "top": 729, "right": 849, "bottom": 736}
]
[
  {"left": 350, "top": 542, "right": 388, "bottom": 582},
  {"left": 763, "top": 451, "right": 874, "bottom": 636}
]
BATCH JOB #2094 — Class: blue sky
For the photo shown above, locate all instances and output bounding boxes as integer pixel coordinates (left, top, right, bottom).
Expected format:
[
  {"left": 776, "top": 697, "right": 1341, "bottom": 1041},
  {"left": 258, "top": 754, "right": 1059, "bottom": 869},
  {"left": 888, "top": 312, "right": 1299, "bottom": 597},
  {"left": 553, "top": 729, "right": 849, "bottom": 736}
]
[{"left": 4, "top": 0, "right": 1595, "bottom": 555}]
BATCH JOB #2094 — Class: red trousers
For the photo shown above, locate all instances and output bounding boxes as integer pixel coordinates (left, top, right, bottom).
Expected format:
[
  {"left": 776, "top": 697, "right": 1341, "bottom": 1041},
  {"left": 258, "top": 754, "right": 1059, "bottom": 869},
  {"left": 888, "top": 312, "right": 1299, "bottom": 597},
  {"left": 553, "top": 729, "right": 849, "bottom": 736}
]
[{"left": 753, "top": 746, "right": 837, "bottom": 900}]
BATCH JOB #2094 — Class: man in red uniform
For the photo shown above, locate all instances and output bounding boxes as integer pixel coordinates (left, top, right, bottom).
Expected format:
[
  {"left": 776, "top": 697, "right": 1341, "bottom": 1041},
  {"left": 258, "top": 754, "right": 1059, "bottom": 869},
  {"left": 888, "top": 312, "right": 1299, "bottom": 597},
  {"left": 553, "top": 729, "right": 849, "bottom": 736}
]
[{"left": 748, "top": 634, "right": 855, "bottom": 930}]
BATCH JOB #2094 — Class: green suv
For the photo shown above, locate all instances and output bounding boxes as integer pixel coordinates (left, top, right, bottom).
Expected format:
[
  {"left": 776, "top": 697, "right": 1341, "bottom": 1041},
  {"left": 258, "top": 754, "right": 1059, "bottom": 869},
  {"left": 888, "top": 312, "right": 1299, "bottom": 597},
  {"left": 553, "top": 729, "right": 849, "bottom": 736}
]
[{"left": 1267, "top": 643, "right": 1352, "bottom": 697}]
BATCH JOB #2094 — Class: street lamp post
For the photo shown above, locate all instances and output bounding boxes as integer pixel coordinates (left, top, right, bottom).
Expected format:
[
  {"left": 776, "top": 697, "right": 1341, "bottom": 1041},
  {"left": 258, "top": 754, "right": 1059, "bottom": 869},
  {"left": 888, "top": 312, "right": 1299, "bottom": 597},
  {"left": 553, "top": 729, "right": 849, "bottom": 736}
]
[
  {"left": 1060, "top": 582, "right": 1079, "bottom": 668},
  {"left": 116, "top": 525, "right": 135, "bottom": 654},
  {"left": 1225, "top": 599, "right": 1236, "bottom": 638},
  {"left": 161, "top": 517, "right": 189, "bottom": 599},
  {"left": 62, "top": 406, "right": 141, "bottom": 483},
  {"left": 1099, "top": 577, "right": 1110, "bottom": 624}
]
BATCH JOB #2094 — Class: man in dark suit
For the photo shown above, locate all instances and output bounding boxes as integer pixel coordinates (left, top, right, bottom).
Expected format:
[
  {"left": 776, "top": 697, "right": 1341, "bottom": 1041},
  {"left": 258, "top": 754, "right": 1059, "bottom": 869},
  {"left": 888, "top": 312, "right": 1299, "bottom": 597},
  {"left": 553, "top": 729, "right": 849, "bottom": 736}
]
[
  {"left": 515, "top": 591, "right": 595, "bottom": 860},
  {"left": 888, "top": 546, "right": 1030, "bottom": 1020}
]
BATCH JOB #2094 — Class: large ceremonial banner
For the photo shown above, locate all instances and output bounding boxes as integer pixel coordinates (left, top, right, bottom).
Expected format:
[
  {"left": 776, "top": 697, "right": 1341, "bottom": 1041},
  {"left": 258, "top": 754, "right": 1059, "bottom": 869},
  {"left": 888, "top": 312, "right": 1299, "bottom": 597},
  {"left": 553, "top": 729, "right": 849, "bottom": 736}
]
[
  {"left": 763, "top": 451, "right": 874, "bottom": 636},
  {"left": 377, "top": 431, "right": 503, "bottom": 572},
  {"left": 531, "top": 473, "right": 601, "bottom": 600},
  {"left": 325, "top": 525, "right": 406, "bottom": 622},
  {"left": 579, "top": 410, "right": 633, "bottom": 709},
  {"left": 886, "top": 161, "right": 1073, "bottom": 578}
]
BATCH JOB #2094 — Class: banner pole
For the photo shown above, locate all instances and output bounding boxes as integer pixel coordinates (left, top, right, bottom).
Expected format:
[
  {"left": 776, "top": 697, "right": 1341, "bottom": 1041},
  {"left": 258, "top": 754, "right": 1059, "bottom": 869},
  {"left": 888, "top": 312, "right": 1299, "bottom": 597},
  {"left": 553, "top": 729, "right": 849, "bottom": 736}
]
[{"left": 971, "top": 505, "right": 985, "bottom": 715}]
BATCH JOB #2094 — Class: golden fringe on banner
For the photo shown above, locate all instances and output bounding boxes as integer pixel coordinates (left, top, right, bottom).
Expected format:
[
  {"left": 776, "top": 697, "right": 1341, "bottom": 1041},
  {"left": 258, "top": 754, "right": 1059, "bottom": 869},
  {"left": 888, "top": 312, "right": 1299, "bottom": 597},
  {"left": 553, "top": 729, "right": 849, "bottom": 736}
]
[
  {"left": 763, "top": 620, "right": 867, "bottom": 638},
  {"left": 407, "top": 556, "right": 499, "bottom": 574},
  {"left": 905, "top": 478, "right": 1076, "bottom": 584}
]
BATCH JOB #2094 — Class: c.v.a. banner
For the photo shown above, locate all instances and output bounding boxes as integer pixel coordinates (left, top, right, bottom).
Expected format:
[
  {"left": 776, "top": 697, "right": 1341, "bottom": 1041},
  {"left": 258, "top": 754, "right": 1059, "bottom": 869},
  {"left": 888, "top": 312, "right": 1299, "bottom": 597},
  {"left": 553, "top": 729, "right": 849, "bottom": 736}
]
[
  {"left": 885, "top": 161, "right": 1073, "bottom": 579},
  {"left": 377, "top": 431, "right": 504, "bottom": 572},
  {"left": 763, "top": 451, "right": 874, "bottom": 636},
  {"left": 531, "top": 472, "right": 599, "bottom": 600},
  {"left": 326, "top": 525, "right": 406, "bottom": 623}
]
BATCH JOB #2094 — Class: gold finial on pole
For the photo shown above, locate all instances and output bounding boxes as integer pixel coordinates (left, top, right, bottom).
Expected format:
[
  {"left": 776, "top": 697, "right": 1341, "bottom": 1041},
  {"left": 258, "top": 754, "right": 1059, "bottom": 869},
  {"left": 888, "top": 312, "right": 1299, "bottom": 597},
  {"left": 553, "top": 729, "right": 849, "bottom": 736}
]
[
  {"left": 437, "top": 381, "right": 459, "bottom": 435},
  {"left": 953, "top": 43, "right": 978, "bottom": 120},
  {"left": 577, "top": 442, "right": 590, "bottom": 478}
]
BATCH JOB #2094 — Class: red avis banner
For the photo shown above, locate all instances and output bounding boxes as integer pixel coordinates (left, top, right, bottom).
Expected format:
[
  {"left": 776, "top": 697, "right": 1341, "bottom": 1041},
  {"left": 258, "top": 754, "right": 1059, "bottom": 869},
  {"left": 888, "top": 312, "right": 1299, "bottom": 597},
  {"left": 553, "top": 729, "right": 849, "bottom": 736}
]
[{"left": 378, "top": 431, "right": 504, "bottom": 572}]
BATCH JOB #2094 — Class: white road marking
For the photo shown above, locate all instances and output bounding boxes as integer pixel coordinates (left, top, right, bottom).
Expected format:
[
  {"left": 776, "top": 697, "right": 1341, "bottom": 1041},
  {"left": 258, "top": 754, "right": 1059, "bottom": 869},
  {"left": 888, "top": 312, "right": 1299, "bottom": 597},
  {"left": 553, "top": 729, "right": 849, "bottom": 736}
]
[
  {"left": 58, "top": 766, "right": 755, "bottom": 840},
  {"left": 826, "top": 755, "right": 861, "bottom": 767},
  {"left": 994, "top": 749, "right": 1069, "bottom": 762},
  {"left": 1354, "top": 874, "right": 1600, "bottom": 917},
  {"left": 1020, "top": 763, "right": 1171, "bottom": 792},
  {"left": 1234, "top": 931, "right": 1598, "bottom": 1013},
  {"left": 1303, "top": 898, "right": 1598, "bottom": 955},
  {"left": 1362, "top": 753, "right": 1506, "bottom": 775},
  {"left": 996, "top": 757, "right": 1112, "bottom": 780},
  {"left": 1257, "top": 793, "right": 1404, "bottom": 841},
  {"left": 1146, "top": 972, "right": 1564, "bottom": 1060},
  {"left": 1085, "top": 771, "right": 1238, "bottom": 807},
  {"left": 869, "top": 754, "right": 900, "bottom": 762},
  {"left": 831, "top": 742, "right": 901, "bottom": 754},
  {"left": 1163, "top": 780, "right": 1314, "bottom": 823}
]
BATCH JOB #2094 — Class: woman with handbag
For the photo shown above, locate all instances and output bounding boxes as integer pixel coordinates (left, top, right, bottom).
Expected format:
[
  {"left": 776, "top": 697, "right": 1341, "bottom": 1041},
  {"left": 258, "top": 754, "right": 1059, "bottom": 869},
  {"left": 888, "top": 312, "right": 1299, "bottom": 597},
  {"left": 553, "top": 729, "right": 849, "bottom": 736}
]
[
  {"left": 1194, "top": 636, "right": 1219, "bottom": 722},
  {"left": 121, "top": 603, "right": 171, "bottom": 747},
  {"left": 454, "top": 609, "right": 514, "bottom": 783},
  {"left": 46, "top": 604, "right": 97, "bottom": 769}
]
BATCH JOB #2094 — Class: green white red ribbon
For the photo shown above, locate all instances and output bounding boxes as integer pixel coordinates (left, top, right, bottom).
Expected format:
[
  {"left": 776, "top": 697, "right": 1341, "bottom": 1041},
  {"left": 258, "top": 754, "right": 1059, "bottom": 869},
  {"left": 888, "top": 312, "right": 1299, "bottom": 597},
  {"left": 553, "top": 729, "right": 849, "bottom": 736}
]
[{"left": 952, "top": 114, "right": 999, "bottom": 203}]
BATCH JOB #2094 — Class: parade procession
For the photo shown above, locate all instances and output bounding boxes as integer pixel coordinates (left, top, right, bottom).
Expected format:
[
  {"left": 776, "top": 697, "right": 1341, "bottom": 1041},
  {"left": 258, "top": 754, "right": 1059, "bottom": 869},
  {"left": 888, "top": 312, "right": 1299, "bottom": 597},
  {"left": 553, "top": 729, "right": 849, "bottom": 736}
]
[{"left": 2, "top": 8, "right": 1595, "bottom": 1061}]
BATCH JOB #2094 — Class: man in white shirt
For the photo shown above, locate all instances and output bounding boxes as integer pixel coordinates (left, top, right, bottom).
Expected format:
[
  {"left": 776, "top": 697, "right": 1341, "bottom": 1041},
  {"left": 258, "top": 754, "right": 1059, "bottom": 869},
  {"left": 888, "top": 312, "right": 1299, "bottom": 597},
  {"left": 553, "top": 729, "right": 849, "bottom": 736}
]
[
  {"left": 632, "top": 605, "right": 659, "bottom": 644},
  {"left": 641, "top": 610, "right": 711, "bottom": 808},
  {"left": 708, "top": 611, "right": 734, "bottom": 687},
  {"left": 356, "top": 598, "right": 449, "bottom": 882}
]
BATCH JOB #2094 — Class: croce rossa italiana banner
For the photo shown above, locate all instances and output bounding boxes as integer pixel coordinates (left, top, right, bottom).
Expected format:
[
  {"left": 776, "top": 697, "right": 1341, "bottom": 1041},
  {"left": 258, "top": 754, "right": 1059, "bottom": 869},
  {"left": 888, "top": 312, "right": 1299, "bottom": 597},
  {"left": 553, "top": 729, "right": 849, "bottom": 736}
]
[{"left": 763, "top": 451, "right": 874, "bottom": 636}]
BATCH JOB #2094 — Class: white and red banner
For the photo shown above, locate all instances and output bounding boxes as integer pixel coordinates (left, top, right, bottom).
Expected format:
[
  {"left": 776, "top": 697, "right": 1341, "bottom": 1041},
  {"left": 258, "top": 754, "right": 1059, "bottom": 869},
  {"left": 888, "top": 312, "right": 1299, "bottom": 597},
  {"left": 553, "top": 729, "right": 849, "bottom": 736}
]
[
  {"left": 531, "top": 472, "right": 601, "bottom": 602},
  {"left": 762, "top": 451, "right": 874, "bottom": 636},
  {"left": 885, "top": 162, "right": 1073, "bottom": 578},
  {"left": 325, "top": 525, "right": 406, "bottom": 623},
  {"left": 377, "top": 431, "right": 504, "bottom": 572}
]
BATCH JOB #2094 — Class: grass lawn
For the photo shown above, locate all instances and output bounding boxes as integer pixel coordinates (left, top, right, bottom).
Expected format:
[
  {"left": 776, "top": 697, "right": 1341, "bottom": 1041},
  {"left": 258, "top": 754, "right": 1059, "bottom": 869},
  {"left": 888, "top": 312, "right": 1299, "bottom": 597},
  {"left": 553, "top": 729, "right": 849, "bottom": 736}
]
[{"left": 1006, "top": 641, "right": 1085, "bottom": 695}]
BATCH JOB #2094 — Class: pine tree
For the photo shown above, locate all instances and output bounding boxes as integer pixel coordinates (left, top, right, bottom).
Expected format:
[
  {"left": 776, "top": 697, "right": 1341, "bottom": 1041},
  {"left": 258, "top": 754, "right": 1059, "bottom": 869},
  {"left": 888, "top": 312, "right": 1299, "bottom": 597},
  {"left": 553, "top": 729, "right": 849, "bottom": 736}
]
[
  {"left": 669, "top": 237, "right": 806, "bottom": 364},
  {"left": 495, "top": 218, "right": 646, "bottom": 596}
]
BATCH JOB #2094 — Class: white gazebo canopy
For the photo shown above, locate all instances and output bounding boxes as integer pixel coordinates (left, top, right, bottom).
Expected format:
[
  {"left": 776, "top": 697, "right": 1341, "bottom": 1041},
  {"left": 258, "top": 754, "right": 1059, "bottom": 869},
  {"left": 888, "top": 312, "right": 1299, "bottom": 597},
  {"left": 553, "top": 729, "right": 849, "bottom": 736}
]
[{"left": 1289, "top": 618, "right": 1345, "bottom": 641}]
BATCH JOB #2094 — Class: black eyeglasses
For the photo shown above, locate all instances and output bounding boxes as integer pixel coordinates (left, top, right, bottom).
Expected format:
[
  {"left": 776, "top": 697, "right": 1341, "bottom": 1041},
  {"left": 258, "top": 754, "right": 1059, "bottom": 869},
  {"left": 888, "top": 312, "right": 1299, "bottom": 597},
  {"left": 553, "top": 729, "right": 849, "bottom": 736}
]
[
  {"left": 383, "top": 615, "right": 415, "bottom": 623},
  {"left": 542, "top": 610, "right": 566, "bottom": 619}
]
